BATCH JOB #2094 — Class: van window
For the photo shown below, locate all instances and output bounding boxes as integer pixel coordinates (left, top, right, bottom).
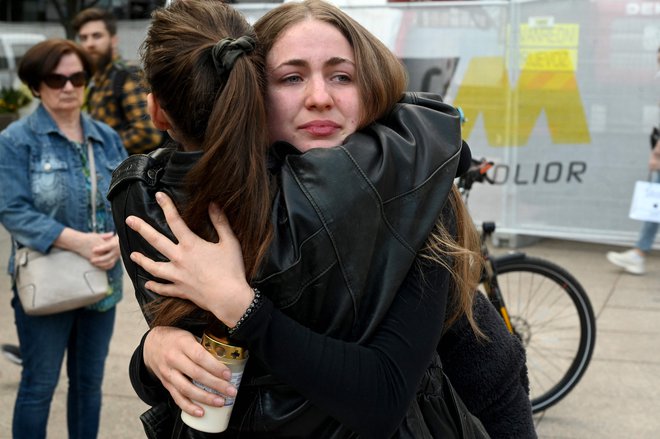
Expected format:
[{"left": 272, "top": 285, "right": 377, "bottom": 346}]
[{"left": 0, "top": 34, "right": 46, "bottom": 88}]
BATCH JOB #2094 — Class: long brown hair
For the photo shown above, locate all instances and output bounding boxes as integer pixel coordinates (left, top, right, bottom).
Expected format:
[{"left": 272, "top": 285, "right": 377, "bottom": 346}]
[
  {"left": 422, "top": 186, "right": 484, "bottom": 336},
  {"left": 141, "top": 0, "right": 272, "bottom": 327},
  {"left": 255, "top": 0, "right": 483, "bottom": 335}
]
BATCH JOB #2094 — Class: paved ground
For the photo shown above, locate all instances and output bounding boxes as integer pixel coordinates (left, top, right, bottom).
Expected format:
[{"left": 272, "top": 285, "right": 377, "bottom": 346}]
[{"left": 0, "top": 224, "right": 659, "bottom": 438}]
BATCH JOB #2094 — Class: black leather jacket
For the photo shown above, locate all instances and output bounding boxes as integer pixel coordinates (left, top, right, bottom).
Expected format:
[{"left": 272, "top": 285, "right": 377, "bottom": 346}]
[
  {"left": 253, "top": 96, "right": 462, "bottom": 344},
  {"left": 109, "top": 93, "right": 482, "bottom": 438}
]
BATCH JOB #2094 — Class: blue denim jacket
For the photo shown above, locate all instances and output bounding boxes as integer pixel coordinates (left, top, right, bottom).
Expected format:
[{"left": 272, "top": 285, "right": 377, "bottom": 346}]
[{"left": 0, "top": 104, "right": 128, "bottom": 311}]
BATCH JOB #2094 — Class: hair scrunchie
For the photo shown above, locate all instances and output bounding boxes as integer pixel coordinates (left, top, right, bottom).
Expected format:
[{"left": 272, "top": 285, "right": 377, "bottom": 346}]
[{"left": 211, "top": 36, "right": 256, "bottom": 75}]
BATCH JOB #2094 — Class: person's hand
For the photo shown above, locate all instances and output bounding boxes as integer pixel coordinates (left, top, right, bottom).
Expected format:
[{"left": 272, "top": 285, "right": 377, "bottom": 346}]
[
  {"left": 57, "top": 229, "right": 118, "bottom": 267},
  {"left": 125, "top": 192, "right": 254, "bottom": 327},
  {"left": 144, "top": 326, "right": 237, "bottom": 417},
  {"left": 90, "top": 232, "right": 120, "bottom": 270}
]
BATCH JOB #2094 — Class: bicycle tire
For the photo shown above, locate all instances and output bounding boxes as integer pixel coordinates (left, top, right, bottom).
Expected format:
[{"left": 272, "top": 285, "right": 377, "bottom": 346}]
[{"left": 492, "top": 256, "right": 596, "bottom": 413}]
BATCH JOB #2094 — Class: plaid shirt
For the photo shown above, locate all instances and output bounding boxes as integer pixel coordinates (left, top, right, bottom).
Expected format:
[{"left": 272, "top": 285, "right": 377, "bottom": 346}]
[{"left": 85, "top": 58, "right": 162, "bottom": 155}]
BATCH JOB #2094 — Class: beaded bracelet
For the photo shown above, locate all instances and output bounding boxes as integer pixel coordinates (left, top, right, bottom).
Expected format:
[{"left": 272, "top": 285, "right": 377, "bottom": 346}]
[{"left": 228, "top": 288, "right": 262, "bottom": 335}]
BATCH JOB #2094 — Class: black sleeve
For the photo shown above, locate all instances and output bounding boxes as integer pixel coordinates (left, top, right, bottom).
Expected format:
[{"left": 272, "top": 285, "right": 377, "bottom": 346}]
[
  {"left": 128, "top": 258, "right": 450, "bottom": 438},
  {"left": 232, "top": 257, "right": 450, "bottom": 438},
  {"left": 439, "top": 293, "right": 537, "bottom": 439}
]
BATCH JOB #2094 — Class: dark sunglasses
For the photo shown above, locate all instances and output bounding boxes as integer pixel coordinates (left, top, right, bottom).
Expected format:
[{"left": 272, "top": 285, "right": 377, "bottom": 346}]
[{"left": 43, "top": 72, "right": 88, "bottom": 89}]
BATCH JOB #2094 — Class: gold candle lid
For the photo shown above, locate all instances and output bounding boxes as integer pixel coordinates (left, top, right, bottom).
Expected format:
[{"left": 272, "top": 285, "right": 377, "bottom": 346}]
[{"left": 202, "top": 332, "right": 248, "bottom": 360}]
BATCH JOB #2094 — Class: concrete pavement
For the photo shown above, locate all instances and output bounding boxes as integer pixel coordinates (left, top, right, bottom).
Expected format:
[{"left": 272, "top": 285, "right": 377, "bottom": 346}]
[{"left": 1, "top": 224, "right": 659, "bottom": 438}]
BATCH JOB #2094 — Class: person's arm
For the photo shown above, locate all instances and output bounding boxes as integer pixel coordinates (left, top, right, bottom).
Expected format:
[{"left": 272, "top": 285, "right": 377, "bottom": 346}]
[
  {"left": 130, "top": 257, "right": 449, "bottom": 438},
  {"left": 118, "top": 70, "right": 163, "bottom": 154},
  {"left": 237, "top": 258, "right": 449, "bottom": 437},
  {"left": 0, "top": 132, "right": 64, "bottom": 252}
]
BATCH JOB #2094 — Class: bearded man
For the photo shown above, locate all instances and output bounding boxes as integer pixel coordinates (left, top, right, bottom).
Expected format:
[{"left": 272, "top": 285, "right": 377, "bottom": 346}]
[{"left": 72, "top": 7, "right": 163, "bottom": 155}]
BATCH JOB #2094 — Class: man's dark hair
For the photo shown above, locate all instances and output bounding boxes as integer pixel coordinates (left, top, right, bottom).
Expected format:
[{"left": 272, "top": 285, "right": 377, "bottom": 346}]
[{"left": 72, "top": 8, "right": 118, "bottom": 36}]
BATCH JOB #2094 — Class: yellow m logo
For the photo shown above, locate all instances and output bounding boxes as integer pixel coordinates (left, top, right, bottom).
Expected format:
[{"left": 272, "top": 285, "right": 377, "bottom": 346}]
[{"left": 454, "top": 55, "right": 591, "bottom": 146}]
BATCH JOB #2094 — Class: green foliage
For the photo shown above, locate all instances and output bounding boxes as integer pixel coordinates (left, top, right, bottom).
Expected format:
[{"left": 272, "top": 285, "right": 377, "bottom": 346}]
[{"left": 0, "top": 86, "right": 32, "bottom": 114}]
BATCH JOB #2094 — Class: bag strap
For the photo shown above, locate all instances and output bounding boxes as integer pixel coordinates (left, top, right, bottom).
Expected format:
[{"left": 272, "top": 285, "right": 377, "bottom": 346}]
[{"left": 87, "top": 141, "right": 98, "bottom": 232}]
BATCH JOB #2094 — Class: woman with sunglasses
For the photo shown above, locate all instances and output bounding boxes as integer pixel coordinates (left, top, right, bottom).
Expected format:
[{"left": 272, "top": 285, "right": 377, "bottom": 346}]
[{"left": 0, "top": 38, "right": 127, "bottom": 438}]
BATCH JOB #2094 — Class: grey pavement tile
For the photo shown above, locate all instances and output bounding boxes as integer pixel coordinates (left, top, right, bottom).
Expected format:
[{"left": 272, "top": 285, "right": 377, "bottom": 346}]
[
  {"left": 111, "top": 294, "right": 149, "bottom": 357},
  {"left": 606, "top": 284, "right": 660, "bottom": 310},
  {"left": 592, "top": 330, "right": 660, "bottom": 364},
  {"left": 98, "top": 397, "right": 147, "bottom": 439},
  {"left": 534, "top": 361, "right": 660, "bottom": 438},
  {"left": 571, "top": 359, "right": 660, "bottom": 400},
  {"left": 610, "top": 272, "right": 660, "bottom": 292},
  {"left": 103, "top": 352, "right": 141, "bottom": 398},
  {"left": 596, "top": 307, "right": 660, "bottom": 333}
]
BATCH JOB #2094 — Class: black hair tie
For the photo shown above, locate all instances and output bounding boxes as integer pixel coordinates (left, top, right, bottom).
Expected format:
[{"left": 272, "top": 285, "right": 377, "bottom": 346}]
[{"left": 211, "top": 36, "right": 256, "bottom": 75}]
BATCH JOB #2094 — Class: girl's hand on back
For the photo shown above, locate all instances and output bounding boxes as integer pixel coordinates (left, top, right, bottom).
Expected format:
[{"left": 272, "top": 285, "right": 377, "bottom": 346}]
[{"left": 125, "top": 191, "right": 255, "bottom": 328}]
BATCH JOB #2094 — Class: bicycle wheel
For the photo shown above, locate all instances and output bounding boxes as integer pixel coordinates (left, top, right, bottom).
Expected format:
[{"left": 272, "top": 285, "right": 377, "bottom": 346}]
[{"left": 492, "top": 256, "right": 596, "bottom": 413}]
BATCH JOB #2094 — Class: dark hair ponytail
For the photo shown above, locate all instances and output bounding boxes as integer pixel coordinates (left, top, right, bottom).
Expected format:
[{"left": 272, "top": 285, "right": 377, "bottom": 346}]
[{"left": 140, "top": 0, "right": 272, "bottom": 327}]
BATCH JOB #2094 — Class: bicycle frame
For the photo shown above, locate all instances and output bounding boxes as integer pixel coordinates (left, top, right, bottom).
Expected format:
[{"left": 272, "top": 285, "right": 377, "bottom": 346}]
[{"left": 479, "top": 222, "right": 524, "bottom": 335}]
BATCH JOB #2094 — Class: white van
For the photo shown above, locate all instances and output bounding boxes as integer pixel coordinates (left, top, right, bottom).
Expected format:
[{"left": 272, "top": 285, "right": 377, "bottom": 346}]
[{"left": 0, "top": 33, "right": 46, "bottom": 88}]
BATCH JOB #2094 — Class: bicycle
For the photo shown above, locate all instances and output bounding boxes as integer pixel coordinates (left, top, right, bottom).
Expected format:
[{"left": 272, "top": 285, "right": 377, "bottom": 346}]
[{"left": 457, "top": 158, "right": 597, "bottom": 413}]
